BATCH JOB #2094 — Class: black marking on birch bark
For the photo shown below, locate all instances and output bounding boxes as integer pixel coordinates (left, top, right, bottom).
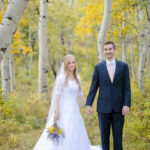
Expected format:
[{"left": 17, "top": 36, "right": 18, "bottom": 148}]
[
  {"left": 0, "top": 48, "right": 7, "bottom": 53},
  {"left": 36, "top": 7, "right": 40, "bottom": 15},
  {"left": 141, "top": 34, "right": 144, "bottom": 37},
  {"left": 42, "top": 86, "right": 48, "bottom": 88},
  {"left": 4, "top": 78, "right": 9, "bottom": 81},
  {"left": 145, "top": 6, "right": 150, "bottom": 21},
  {"left": 4, "top": 16, "right": 17, "bottom": 25},
  {"left": 42, "top": 68, "right": 48, "bottom": 73},
  {"left": 43, "top": 16, "right": 47, "bottom": 19},
  {"left": 44, "top": 70, "right": 48, "bottom": 73},
  {"left": 12, "top": 28, "right": 17, "bottom": 35},
  {"left": 41, "top": 89, "right": 48, "bottom": 94},
  {"left": 43, "top": 0, "right": 48, "bottom": 3},
  {"left": 60, "top": 32, "right": 65, "bottom": 45},
  {"left": 7, "top": 16, "right": 12, "bottom": 20}
]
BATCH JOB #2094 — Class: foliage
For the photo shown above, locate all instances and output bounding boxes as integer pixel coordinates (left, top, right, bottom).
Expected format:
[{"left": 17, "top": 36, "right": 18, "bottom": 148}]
[
  {"left": 0, "top": 91, "right": 49, "bottom": 147},
  {"left": 123, "top": 79, "right": 150, "bottom": 149}
]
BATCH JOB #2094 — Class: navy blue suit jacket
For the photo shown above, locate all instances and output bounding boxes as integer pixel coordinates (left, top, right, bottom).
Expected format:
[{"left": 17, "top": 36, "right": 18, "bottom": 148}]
[{"left": 86, "top": 60, "right": 131, "bottom": 113}]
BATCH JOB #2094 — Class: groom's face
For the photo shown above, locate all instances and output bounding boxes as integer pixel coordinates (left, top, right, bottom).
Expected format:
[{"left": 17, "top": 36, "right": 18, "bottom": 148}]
[{"left": 103, "top": 44, "right": 115, "bottom": 60}]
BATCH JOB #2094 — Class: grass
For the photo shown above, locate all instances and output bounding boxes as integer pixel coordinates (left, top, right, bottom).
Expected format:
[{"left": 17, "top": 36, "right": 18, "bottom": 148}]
[
  {"left": 0, "top": 101, "right": 150, "bottom": 150},
  {"left": 0, "top": 129, "right": 43, "bottom": 150}
]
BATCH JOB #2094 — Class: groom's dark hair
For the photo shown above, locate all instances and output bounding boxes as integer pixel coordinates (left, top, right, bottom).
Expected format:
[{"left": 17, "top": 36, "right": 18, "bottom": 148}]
[{"left": 103, "top": 41, "right": 116, "bottom": 49}]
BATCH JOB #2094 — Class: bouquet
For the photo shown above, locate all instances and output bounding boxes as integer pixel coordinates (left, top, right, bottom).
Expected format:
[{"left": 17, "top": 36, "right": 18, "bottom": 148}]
[{"left": 47, "top": 122, "right": 64, "bottom": 144}]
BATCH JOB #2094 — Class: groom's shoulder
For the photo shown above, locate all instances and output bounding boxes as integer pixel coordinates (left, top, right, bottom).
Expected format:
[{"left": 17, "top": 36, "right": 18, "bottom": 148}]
[
  {"left": 116, "top": 59, "right": 128, "bottom": 67},
  {"left": 95, "top": 60, "right": 105, "bottom": 68}
]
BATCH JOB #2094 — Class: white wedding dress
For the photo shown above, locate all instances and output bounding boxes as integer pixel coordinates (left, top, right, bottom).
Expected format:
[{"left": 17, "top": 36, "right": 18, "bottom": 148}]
[{"left": 33, "top": 75, "right": 101, "bottom": 150}]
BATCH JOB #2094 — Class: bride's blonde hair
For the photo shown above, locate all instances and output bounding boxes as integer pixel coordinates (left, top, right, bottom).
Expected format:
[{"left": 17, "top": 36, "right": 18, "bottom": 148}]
[{"left": 63, "top": 54, "right": 81, "bottom": 90}]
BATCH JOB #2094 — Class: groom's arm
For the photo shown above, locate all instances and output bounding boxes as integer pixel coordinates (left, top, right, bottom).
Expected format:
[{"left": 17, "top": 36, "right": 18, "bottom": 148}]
[
  {"left": 123, "top": 64, "right": 131, "bottom": 107},
  {"left": 86, "top": 65, "right": 99, "bottom": 106}
]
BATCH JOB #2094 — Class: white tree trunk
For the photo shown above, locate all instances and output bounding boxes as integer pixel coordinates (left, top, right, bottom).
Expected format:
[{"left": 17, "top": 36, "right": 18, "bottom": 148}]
[
  {"left": 8, "top": 0, "right": 11, "bottom": 5},
  {"left": 136, "top": 2, "right": 144, "bottom": 56},
  {"left": 1, "top": 47, "right": 10, "bottom": 98},
  {"left": 122, "top": 38, "right": 128, "bottom": 63},
  {"left": 147, "top": 50, "right": 150, "bottom": 78},
  {"left": 68, "top": 0, "right": 72, "bottom": 7},
  {"left": 1, "top": 0, "right": 10, "bottom": 99},
  {"left": 0, "top": 0, "right": 29, "bottom": 60},
  {"left": 110, "top": 22, "right": 113, "bottom": 41},
  {"left": 23, "top": 54, "right": 28, "bottom": 71},
  {"left": 66, "top": 33, "right": 70, "bottom": 54},
  {"left": 38, "top": 0, "right": 49, "bottom": 99},
  {"left": 71, "top": 44, "right": 74, "bottom": 54},
  {"left": 1, "top": 0, "right": 5, "bottom": 11},
  {"left": 138, "top": 0, "right": 150, "bottom": 91},
  {"left": 28, "top": 19, "right": 33, "bottom": 78},
  {"left": 138, "top": 42, "right": 148, "bottom": 91},
  {"left": 71, "top": 32, "right": 75, "bottom": 54},
  {"left": 66, "top": 0, "right": 72, "bottom": 54},
  {"left": 98, "top": 0, "right": 112, "bottom": 62},
  {"left": 7, "top": 0, "right": 15, "bottom": 93},
  {"left": 146, "top": 0, "right": 150, "bottom": 79},
  {"left": 122, "top": 11, "right": 128, "bottom": 63},
  {"left": 130, "top": 39, "right": 134, "bottom": 77},
  {"left": 9, "top": 53, "right": 15, "bottom": 92}
]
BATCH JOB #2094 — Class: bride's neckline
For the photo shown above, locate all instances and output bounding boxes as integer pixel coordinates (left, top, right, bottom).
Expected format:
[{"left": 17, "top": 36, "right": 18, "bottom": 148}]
[{"left": 68, "top": 79, "right": 75, "bottom": 81}]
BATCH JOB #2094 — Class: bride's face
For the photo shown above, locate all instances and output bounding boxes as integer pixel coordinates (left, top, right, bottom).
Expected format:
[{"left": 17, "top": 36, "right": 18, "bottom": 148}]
[{"left": 67, "top": 58, "right": 76, "bottom": 72}]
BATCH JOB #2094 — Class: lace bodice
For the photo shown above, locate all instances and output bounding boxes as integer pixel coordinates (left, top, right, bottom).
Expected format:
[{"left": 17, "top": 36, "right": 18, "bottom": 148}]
[
  {"left": 55, "top": 75, "right": 83, "bottom": 96},
  {"left": 55, "top": 75, "right": 83, "bottom": 113}
]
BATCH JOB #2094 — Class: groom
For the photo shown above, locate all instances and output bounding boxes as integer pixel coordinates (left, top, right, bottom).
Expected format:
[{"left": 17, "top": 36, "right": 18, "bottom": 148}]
[{"left": 86, "top": 41, "right": 131, "bottom": 150}]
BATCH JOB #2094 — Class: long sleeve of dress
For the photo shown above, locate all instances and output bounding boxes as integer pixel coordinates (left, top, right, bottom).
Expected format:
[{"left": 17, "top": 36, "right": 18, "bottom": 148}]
[{"left": 55, "top": 75, "right": 65, "bottom": 96}]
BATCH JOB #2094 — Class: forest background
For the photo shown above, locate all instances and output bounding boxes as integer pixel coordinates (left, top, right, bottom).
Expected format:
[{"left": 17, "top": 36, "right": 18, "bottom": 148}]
[{"left": 0, "top": 0, "right": 150, "bottom": 149}]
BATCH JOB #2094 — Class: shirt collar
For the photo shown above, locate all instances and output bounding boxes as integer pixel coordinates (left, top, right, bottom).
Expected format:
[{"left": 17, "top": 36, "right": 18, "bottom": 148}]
[{"left": 106, "top": 58, "right": 116, "bottom": 65}]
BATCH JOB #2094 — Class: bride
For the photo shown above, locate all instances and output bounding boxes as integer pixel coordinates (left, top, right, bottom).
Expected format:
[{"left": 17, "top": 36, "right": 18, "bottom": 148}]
[{"left": 33, "top": 54, "right": 101, "bottom": 150}]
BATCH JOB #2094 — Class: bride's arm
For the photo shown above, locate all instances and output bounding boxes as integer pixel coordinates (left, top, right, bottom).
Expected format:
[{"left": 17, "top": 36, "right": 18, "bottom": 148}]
[
  {"left": 78, "top": 77, "right": 86, "bottom": 107},
  {"left": 79, "top": 95, "right": 86, "bottom": 105},
  {"left": 54, "top": 95, "right": 61, "bottom": 122},
  {"left": 78, "top": 87, "right": 86, "bottom": 108},
  {"left": 54, "top": 76, "right": 64, "bottom": 122}
]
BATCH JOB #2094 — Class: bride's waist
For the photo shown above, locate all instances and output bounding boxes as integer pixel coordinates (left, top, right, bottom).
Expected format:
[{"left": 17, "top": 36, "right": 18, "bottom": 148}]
[
  {"left": 60, "top": 100, "right": 78, "bottom": 106},
  {"left": 60, "top": 104, "right": 79, "bottom": 112},
  {"left": 62, "top": 95, "right": 78, "bottom": 99}
]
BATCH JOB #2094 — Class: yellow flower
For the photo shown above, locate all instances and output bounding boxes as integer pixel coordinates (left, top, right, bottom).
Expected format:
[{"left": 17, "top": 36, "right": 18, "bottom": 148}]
[
  {"left": 48, "top": 126, "right": 56, "bottom": 133},
  {"left": 58, "top": 129, "right": 63, "bottom": 134}
]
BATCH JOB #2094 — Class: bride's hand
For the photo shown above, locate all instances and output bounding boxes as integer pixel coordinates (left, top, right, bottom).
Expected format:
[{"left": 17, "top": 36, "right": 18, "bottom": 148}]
[{"left": 54, "top": 112, "right": 59, "bottom": 122}]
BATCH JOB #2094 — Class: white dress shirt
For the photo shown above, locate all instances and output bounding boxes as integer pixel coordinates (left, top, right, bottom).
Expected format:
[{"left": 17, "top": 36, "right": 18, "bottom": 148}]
[{"left": 106, "top": 58, "right": 116, "bottom": 75}]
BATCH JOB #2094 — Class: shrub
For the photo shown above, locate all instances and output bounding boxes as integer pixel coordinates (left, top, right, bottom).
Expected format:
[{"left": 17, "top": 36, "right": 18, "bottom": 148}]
[{"left": 0, "top": 92, "right": 49, "bottom": 147}]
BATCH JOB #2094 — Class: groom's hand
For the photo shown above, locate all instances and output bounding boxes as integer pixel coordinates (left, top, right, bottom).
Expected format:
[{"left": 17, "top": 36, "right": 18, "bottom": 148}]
[
  {"left": 86, "top": 106, "right": 93, "bottom": 115},
  {"left": 122, "top": 106, "right": 130, "bottom": 115}
]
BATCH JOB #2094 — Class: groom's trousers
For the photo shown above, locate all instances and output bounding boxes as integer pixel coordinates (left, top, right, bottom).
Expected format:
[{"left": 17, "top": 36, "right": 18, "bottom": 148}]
[{"left": 98, "top": 111, "right": 124, "bottom": 150}]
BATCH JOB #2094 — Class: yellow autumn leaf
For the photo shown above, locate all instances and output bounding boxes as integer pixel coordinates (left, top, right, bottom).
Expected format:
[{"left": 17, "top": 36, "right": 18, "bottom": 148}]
[{"left": 14, "top": 31, "right": 21, "bottom": 39}]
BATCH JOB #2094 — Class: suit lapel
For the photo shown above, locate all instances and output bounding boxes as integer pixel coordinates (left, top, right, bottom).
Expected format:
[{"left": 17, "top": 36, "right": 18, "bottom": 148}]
[
  {"left": 103, "top": 60, "right": 112, "bottom": 83},
  {"left": 113, "top": 59, "right": 119, "bottom": 84}
]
